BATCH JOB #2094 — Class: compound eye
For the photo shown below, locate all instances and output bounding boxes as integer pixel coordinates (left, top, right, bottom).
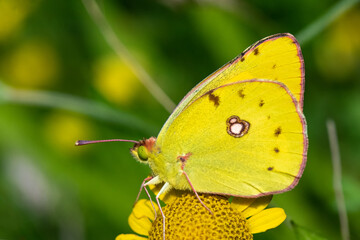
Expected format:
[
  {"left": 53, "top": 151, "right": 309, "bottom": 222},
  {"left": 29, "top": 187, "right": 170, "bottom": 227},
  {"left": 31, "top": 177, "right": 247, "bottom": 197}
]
[{"left": 137, "top": 145, "right": 148, "bottom": 161}]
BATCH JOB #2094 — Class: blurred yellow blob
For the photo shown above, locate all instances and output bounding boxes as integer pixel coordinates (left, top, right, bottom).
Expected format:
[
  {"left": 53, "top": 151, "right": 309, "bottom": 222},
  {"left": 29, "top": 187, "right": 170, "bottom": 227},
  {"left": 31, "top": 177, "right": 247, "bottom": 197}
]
[
  {"left": 315, "top": 8, "right": 360, "bottom": 81},
  {"left": 0, "top": 0, "right": 35, "bottom": 41},
  {"left": 44, "top": 111, "right": 93, "bottom": 153},
  {"left": 93, "top": 56, "right": 140, "bottom": 105},
  {"left": 4, "top": 40, "right": 59, "bottom": 88}
]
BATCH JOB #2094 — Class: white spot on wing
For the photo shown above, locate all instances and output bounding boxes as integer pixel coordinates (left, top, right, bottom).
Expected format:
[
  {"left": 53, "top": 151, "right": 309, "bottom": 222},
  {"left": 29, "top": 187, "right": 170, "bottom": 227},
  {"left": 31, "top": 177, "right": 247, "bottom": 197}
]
[
  {"left": 229, "top": 118, "right": 237, "bottom": 124},
  {"left": 230, "top": 123, "right": 243, "bottom": 135}
]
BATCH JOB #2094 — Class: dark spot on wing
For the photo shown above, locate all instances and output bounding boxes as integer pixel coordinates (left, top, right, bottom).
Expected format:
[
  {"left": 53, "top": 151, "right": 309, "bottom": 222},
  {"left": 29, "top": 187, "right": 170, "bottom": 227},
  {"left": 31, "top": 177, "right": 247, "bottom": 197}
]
[
  {"left": 267, "top": 115, "right": 271, "bottom": 120},
  {"left": 268, "top": 167, "right": 273, "bottom": 171},
  {"left": 231, "top": 53, "right": 243, "bottom": 64},
  {"left": 272, "top": 64, "right": 276, "bottom": 69},
  {"left": 241, "top": 33, "right": 290, "bottom": 57},
  {"left": 274, "top": 147, "right": 280, "bottom": 153},
  {"left": 259, "top": 99, "right": 265, "bottom": 107},
  {"left": 254, "top": 48, "right": 259, "bottom": 55},
  {"left": 238, "top": 89, "right": 245, "bottom": 98},
  {"left": 208, "top": 90, "right": 220, "bottom": 107},
  {"left": 240, "top": 57, "right": 245, "bottom": 62},
  {"left": 274, "top": 127, "right": 282, "bottom": 137}
]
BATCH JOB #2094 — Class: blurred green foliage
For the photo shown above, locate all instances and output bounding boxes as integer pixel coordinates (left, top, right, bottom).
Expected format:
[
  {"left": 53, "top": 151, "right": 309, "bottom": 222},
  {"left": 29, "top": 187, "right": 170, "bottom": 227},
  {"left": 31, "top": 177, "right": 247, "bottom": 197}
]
[{"left": 0, "top": 0, "right": 359, "bottom": 239}]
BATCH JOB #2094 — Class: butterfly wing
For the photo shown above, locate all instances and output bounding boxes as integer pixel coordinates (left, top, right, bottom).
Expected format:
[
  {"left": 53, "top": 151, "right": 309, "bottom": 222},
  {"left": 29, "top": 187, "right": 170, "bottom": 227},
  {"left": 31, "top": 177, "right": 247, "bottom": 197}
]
[
  {"left": 159, "top": 33, "right": 304, "bottom": 137},
  {"left": 155, "top": 80, "right": 307, "bottom": 197}
]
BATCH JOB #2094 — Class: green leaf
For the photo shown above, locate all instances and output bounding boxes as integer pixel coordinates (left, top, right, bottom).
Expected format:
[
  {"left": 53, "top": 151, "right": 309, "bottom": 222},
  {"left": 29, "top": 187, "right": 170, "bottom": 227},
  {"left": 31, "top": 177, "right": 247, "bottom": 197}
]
[{"left": 291, "top": 220, "right": 328, "bottom": 240}]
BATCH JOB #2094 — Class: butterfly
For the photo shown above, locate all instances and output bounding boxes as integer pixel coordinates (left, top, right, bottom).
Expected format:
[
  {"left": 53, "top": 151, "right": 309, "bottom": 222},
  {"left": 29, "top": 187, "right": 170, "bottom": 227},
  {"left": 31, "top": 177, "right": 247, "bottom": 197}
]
[{"left": 77, "top": 33, "right": 308, "bottom": 238}]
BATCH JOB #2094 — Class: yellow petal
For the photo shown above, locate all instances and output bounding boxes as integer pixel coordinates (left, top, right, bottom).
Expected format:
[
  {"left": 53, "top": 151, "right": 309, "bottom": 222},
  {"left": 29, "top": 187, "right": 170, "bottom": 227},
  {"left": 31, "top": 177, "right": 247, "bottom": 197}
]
[
  {"left": 115, "top": 234, "right": 147, "bottom": 240},
  {"left": 231, "top": 197, "right": 255, "bottom": 212},
  {"left": 247, "top": 207, "right": 286, "bottom": 234},
  {"left": 241, "top": 195, "right": 273, "bottom": 218},
  {"left": 128, "top": 199, "right": 157, "bottom": 236},
  {"left": 132, "top": 199, "right": 158, "bottom": 219}
]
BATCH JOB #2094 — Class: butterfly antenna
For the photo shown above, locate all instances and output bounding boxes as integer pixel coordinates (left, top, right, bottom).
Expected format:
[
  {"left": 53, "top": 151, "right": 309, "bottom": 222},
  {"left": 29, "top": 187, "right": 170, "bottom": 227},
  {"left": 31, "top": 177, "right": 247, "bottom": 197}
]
[{"left": 75, "top": 139, "right": 139, "bottom": 146}]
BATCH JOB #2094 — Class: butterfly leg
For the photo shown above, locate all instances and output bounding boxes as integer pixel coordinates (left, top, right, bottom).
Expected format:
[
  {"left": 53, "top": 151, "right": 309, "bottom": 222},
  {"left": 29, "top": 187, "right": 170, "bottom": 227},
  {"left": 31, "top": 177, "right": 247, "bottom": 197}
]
[
  {"left": 155, "top": 182, "right": 171, "bottom": 240},
  {"left": 135, "top": 176, "right": 161, "bottom": 219},
  {"left": 134, "top": 176, "right": 153, "bottom": 205},
  {"left": 182, "top": 171, "right": 213, "bottom": 215},
  {"left": 142, "top": 176, "right": 163, "bottom": 219}
]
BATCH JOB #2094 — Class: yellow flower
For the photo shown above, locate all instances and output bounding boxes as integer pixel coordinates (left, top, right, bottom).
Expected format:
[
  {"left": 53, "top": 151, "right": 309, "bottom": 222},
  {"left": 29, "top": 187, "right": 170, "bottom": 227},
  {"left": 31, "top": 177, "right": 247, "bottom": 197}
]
[
  {"left": 0, "top": 0, "right": 36, "bottom": 41},
  {"left": 314, "top": 7, "right": 360, "bottom": 81},
  {"left": 116, "top": 187, "right": 286, "bottom": 240},
  {"left": 43, "top": 111, "right": 93, "bottom": 153},
  {"left": 93, "top": 56, "right": 140, "bottom": 105},
  {"left": 2, "top": 40, "right": 59, "bottom": 88}
]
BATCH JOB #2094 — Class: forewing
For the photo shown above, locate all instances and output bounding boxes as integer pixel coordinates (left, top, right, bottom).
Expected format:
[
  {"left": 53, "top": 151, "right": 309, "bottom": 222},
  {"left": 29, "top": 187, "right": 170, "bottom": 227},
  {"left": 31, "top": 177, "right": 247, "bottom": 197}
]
[{"left": 158, "top": 33, "right": 304, "bottom": 138}]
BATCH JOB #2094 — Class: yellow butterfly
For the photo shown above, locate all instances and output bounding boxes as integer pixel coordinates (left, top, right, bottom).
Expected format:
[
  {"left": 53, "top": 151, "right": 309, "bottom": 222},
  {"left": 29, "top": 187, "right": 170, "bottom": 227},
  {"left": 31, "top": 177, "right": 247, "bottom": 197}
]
[
  {"left": 129, "top": 33, "right": 307, "bottom": 196},
  {"left": 77, "top": 33, "right": 307, "bottom": 237}
]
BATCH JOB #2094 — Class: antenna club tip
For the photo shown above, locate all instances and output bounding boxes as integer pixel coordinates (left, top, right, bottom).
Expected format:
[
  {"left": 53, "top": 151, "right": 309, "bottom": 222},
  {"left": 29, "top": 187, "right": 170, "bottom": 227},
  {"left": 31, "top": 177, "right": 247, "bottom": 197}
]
[{"left": 75, "top": 140, "right": 84, "bottom": 146}]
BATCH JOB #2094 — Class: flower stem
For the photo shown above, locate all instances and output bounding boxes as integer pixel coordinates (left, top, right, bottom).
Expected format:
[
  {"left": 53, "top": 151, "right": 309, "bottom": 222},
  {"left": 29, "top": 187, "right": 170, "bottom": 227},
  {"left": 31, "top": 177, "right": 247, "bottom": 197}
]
[
  {"left": 296, "top": 0, "right": 359, "bottom": 45},
  {"left": 0, "top": 81, "right": 158, "bottom": 135},
  {"left": 327, "top": 119, "right": 350, "bottom": 240},
  {"left": 81, "top": 0, "right": 176, "bottom": 113}
]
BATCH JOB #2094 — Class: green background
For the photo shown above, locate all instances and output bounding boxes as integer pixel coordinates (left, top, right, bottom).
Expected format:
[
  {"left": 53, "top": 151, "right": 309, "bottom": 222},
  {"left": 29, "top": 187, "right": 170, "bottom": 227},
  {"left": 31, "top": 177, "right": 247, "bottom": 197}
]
[{"left": 0, "top": 0, "right": 359, "bottom": 239}]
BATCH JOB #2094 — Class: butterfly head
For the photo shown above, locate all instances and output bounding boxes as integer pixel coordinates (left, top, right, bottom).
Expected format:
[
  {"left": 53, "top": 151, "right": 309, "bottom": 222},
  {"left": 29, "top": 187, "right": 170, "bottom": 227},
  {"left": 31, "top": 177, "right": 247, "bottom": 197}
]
[{"left": 130, "top": 137, "right": 156, "bottom": 163}]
